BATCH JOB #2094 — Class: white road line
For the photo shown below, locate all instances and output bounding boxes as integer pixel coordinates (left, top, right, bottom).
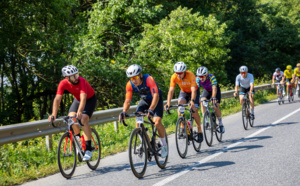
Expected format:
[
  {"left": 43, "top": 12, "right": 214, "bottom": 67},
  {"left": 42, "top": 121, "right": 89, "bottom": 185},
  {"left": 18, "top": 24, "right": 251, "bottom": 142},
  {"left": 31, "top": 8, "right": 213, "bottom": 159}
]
[{"left": 153, "top": 107, "right": 300, "bottom": 186}]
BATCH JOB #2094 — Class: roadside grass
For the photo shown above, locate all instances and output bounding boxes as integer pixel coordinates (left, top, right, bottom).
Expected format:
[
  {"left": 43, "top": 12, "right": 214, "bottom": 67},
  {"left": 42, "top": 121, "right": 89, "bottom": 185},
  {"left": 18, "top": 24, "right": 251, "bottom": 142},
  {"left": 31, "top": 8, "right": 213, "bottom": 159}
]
[{"left": 0, "top": 87, "right": 277, "bottom": 185}]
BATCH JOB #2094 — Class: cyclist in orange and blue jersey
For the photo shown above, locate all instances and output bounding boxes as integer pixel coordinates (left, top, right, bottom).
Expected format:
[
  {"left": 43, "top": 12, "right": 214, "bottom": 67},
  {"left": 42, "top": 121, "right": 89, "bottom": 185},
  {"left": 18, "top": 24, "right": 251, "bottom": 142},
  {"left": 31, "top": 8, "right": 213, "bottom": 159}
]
[
  {"left": 119, "top": 64, "right": 168, "bottom": 158},
  {"left": 196, "top": 66, "right": 225, "bottom": 133},
  {"left": 164, "top": 62, "right": 203, "bottom": 143}
]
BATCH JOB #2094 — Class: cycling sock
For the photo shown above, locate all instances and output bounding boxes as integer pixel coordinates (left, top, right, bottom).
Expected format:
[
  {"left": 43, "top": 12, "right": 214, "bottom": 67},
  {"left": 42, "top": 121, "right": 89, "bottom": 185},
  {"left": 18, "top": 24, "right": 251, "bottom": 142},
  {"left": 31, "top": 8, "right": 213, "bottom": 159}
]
[
  {"left": 160, "top": 137, "right": 167, "bottom": 146},
  {"left": 85, "top": 140, "right": 92, "bottom": 151}
]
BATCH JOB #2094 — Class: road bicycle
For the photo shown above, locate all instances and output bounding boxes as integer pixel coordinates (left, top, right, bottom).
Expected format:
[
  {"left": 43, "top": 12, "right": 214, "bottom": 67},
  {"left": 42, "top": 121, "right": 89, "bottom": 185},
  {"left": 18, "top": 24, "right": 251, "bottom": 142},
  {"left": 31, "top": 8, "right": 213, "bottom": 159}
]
[
  {"left": 201, "top": 99, "right": 222, "bottom": 146},
  {"left": 50, "top": 116, "right": 101, "bottom": 179},
  {"left": 286, "top": 81, "right": 294, "bottom": 102},
  {"left": 274, "top": 82, "right": 284, "bottom": 105},
  {"left": 238, "top": 92, "right": 254, "bottom": 130},
  {"left": 295, "top": 77, "right": 300, "bottom": 98},
  {"left": 121, "top": 111, "right": 168, "bottom": 178},
  {"left": 166, "top": 104, "right": 201, "bottom": 158}
]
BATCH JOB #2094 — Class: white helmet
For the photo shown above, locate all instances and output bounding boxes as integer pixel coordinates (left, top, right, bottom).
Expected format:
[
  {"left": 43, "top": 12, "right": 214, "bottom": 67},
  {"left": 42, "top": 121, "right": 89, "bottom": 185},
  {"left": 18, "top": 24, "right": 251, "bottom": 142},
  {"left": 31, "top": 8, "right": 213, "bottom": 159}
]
[
  {"left": 196, "top": 66, "right": 208, "bottom": 76},
  {"left": 239, "top": 65, "right": 248, "bottom": 72},
  {"left": 126, "top": 64, "right": 142, "bottom": 78},
  {"left": 173, "top": 62, "right": 187, "bottom": 73},
  {"left": 62, "top": 65, "right": 78, "bottom": 77}
]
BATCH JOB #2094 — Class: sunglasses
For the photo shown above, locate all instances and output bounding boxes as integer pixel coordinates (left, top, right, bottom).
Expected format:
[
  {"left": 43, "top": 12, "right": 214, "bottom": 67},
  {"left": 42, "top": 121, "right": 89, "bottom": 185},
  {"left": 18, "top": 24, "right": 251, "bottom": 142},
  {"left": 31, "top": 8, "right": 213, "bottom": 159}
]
[
  {"left": 240, "top": 72, "right": 247, "bottom": 75},
  {"left": 130, "top": 76, "right": 139, "bottom": 81},
  {"left": 69, "top": 73, "right": 79, "bottom": 80},
  {"left": 198, "top": 76, "right": 206, "bottom": 78},
  {"left": 176, "top": 72, "right": 184, "bottom": 75}
]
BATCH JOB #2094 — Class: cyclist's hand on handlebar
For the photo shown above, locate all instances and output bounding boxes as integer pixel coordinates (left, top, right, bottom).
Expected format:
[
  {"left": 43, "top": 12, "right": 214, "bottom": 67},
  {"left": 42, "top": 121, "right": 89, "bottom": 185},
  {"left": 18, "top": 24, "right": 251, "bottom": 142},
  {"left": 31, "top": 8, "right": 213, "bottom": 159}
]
[
  {"left": 48, "top": 115, "right": 56, "bottom": 122},
  {"left": 233, "top": 92, "right": 238, "bottom": 97},
  {"left": 147, "top": 109, "right": 154, "bottom": 118},
  {"left": 77, "top": 112, "right": 82, "bottom": 120},
  {"left": 212, "top": 97, "right": 218, "bottom": 105},
  {"left": 164, "top": 104, "right": 169, "bottom": 111},
  {"left": 119, "top": 111, "right": 126, "bottom": 122}
]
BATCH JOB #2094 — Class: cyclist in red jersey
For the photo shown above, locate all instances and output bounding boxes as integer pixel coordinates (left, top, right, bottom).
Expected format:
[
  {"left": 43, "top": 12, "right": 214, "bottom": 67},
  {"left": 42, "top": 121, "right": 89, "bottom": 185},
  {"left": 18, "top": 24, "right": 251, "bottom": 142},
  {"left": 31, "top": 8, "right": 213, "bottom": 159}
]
[
  {"left": 119, "top": 64, "right": 168, "bottom": 158},
  {"left": 48, "top": 65, "right": 97, "bottom": 161}
]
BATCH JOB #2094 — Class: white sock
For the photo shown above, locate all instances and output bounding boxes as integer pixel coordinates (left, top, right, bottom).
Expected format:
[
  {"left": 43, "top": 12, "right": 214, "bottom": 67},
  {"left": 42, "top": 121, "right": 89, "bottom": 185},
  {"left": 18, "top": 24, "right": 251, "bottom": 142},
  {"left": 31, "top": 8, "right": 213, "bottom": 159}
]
[{"left": 160, "top": 137, "right": 167, "bottom": 146}]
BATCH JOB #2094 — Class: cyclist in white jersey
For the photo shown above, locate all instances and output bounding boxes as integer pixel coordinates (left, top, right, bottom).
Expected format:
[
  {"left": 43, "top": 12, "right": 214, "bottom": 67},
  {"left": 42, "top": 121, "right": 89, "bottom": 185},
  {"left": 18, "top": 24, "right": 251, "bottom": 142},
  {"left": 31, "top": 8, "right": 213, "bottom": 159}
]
[
  {"left": 233, "top": 65, "right": 255, "bottom": 119},
  {"left": 271, "top": 68, "right": 285, "bottom": 99}
]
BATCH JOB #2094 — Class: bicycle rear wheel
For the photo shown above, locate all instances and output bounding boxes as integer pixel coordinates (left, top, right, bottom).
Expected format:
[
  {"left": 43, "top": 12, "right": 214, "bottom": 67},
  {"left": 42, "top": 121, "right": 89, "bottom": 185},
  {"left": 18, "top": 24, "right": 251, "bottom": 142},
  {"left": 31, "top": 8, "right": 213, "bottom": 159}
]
[
  {"left": 154, "top": 129, "right": 168, "bottom": 169},
  {"left": 129, "top": 128, "right": 147, "bottom": 178},
  {"left": 203, "top": 111, "right": 213, "bottom": 146},
  {"left": 175, "top": 118, "right": 188, "bottom": 158},
  {"left": 191, "top": 121, "right": 201, "bottom": 152},
  {"left": 57, "top": 132, "right": 77, "bottom": 179},
  {"left": 242, "top": 102, "right": 248, "bottom": 130},
  {"left": 86, "top": 128, "right": 101, "bottom": 170}
]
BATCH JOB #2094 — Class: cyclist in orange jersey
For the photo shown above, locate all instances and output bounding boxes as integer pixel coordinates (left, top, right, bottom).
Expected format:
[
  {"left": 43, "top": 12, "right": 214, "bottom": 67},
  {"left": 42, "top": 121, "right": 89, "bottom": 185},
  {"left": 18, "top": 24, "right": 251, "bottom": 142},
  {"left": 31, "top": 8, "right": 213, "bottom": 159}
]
[{"left": 164, "top": 62, "right": 203, "bottom": 143}]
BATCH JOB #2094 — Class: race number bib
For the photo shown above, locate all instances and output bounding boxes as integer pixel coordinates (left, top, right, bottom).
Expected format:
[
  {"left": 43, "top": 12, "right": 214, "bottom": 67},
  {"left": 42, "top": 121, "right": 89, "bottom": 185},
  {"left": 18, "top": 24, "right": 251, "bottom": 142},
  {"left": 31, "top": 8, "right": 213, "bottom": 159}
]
[{"left": 136, "top": 116, "right": 144, "bottom": 124}]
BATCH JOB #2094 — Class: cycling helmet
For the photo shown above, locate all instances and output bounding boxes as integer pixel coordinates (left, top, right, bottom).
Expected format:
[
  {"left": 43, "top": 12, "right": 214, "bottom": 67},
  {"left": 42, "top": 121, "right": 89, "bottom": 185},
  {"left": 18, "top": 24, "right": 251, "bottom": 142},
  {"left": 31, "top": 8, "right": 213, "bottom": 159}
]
[
  {"left": 297, "top": 63, "right": 300, "bottom": 67},
  {"left": 239, "top": 65, "right": 248, "bottom": 72},
  {"left": 286, "top": 65, "right": 292, "bottom": 70},
  {"left": 173, "top": 62, "right": 187, "bottom": 73},
  {"left": 62, "top": 65, "right": 78, "bottom": 77},
  {"left": 126, "top": 64, "right": 142, "bottom": 78},
  {"left": 196, "top": 66, "right": 208, "bottom": 76},
  {"left": 275, "top": 68, "right": 281, "bottom": 72}
]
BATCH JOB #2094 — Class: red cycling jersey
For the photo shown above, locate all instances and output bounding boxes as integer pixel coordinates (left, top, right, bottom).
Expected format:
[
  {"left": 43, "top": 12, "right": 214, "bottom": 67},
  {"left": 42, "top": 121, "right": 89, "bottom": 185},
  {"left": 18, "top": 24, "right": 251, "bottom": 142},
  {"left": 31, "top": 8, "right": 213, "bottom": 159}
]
[{"left": 56, "top": 77, "right": 95, "bottom": 101}]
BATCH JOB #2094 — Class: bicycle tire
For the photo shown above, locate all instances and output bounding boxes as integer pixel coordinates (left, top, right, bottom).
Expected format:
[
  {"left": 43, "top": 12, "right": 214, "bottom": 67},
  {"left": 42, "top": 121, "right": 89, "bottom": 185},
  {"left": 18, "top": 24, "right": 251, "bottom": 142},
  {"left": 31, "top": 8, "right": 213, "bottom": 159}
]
[
  {"left": 242, "top": 102, "right": 248, "bottom": 130},
  {"left": 129, "top": 128, "right": 147, "bottom": 178},
  {"left": 203, "top": 111, "right": 213, "bottom": 146},
  {"left": 154, "top": 129, "right": 168, "bottom": 169},
  {"left": 175, "top": 117, "right": 188, "bottom": 158},
  {"left": 192, "top": 121, "right": 201, "bottom": 152},
  {"left": 214, "top": 114, "right": 223, "bottom": 142},
  {"left": 57, "top": 132, "right": 77, "bottom": 179},
  {"left": 86, "top": 128, "right": 101, "bottom": 170}
]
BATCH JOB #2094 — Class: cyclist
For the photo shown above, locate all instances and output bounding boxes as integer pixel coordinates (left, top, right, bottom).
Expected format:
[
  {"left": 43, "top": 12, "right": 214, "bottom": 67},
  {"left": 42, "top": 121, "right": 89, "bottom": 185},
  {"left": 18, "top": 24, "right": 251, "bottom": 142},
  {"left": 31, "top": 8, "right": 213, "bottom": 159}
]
[
  {"left": 119, "top": 64, "right": 168, "bottom": 158},
  {"left": 196, "top": 66, "right": 225, "bottom": 133},
  {"left": 292, "top": 63, "right": 300, "bottom": 95},
  {"left": 271, "top": 67, "right": 285, "bottom": 100},
  {"left": 283, "top": 65, "right": 294, "bottom": 99},
  {"left": 234, "top": 65, "right": 255, "bottom": 119},
  {"left": 164, "top": 62, "right": 203, "bottom": 143},
  {"left": 48, "top": 65, "right": 97, "bottom": 161}
]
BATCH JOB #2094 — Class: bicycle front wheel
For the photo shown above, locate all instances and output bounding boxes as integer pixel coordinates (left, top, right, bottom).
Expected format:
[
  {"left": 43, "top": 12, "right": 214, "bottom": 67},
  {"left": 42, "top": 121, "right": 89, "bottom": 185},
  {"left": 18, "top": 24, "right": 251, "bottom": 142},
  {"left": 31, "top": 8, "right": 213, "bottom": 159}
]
[
  {"left": 57, "top": 132, "right": 77, "bottom": 179},
  {"left": 154, "top": 128, "right": 168, "bottom": 169},
  {"left": 214, "top": 115, "right": 223, "bottom": 142},
  {"left": 175, "top": 118, "right": 188, "bottom": 158},
  {"left": 86, "top": 128, "right": 101, "bottom": 170},
  {"left": 242, "top": 102, "right": 248, "bottom": 130},
  {"left": 129, "top": 128, "right": 147, "bottom": 178},
  {"left": 203, "top": 111, "right": 213, "bottom": 146},
  {"left": 191, "top": 122, "right": 201, "bottom": 152}
]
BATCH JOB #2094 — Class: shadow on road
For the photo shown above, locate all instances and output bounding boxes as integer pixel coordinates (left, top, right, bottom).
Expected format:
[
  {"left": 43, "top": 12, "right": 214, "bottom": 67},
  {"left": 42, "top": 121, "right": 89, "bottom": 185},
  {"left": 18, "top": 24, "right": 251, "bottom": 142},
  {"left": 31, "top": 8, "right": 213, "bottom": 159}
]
[{"left": 253, "top": 122, "right": 298, "bottom": 128}]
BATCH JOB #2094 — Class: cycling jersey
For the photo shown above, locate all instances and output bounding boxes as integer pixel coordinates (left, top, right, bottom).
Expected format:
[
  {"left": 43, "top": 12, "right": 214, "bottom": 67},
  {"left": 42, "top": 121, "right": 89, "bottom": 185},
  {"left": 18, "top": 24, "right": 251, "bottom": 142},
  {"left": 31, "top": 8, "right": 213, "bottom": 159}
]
[
  {"left": 273, "top": 71, "right": 284, "bottom": 81},
  {"left": 56, "top": 77, "right": 95, "bottom": 101},
  {"left": 170, "top": 71, "right": 198, "bottom": 93},
  {"left": 196, "top": 74, "right": 217, "bottom": 91},
  {"left": 284, "top": 69, "right": 293, "bottom": 79},
  {"left": 294, "top": 68, "right": 300, "bottom": 77},
  {"left": 235, "top": 73, "right": 254, "bottom": 89},
  {"left": 125, "top": 74, "right": 162, "bottom": 102}
]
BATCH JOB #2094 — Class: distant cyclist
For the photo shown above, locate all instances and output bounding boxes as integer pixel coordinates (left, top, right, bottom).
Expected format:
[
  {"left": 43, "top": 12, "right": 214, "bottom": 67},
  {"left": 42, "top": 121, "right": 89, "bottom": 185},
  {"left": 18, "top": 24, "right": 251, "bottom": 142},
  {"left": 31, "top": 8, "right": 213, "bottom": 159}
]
[
  {"left": 283, "top": 65, "right": 294, "bottom": 99},
  {"left": 119, "top": 64, "right": 168, "bottom": 158},
  {"left": 196, "top": 66, "right": 225, "bottom": 133},
  {"left": 292, "top": 63, "right": 300, "bottom": 95},
  {"left": 48, "top": 65, "right": 97, "bottom": 161},
  {"left": 234, "top": 66, "right": 255, "bottom": 119},
  {"left": 164, "top": 62, "right": 203, "bottom": 143},
  {"left": 271, "top": 67, "right": 285, "bottom": 99}
]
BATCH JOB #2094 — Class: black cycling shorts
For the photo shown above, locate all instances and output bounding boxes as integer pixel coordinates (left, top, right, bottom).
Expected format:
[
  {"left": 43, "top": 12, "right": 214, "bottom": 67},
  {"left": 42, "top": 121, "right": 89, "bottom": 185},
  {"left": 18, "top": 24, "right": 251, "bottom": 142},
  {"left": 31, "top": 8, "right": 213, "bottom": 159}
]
[
  {"left": 178, "top": 89, "right": 200, "bottom": 108},
  {"left": 136, "top": 96, "right": 164, "bottom": 118},
  {"left": 69, "top": 94, "right": 97, "bottom": 118},
  {"left": 201, "top": 85, "right": 221, "bottom": 104},
  {"left": 239, "top": 87, "right": 255, "bottom": 95}
]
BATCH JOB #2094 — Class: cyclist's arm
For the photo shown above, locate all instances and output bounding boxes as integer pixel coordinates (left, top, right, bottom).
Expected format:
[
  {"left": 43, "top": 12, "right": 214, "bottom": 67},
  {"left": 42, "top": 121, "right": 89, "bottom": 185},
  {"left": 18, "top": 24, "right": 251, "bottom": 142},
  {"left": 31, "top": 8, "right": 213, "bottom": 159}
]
[
  {"left": 212, "top": 85, "right": 217, "bottom": 97},
  {"left": 191, "top": 86, "right": 197, "bottom": 101},
  {"left": 149, "top": 93, "right": 159, "bottom": 111},
  {"left": 77, "top": 93, "right": 87, "bottom": 119},
  {"left": 250, "top": 83, "right": 254, "bottom": 94},
  {"left": 123, "top": 99, "right": 131, "bottom": 112},
  {"left": 167, "top": 87, "right": 175, "bottom": 106},
  {"left": 50, "top": 94, "right": 63, "bottom": 121},
  {"left": 272, "top": 75, "right": 275, "bottom": 84},
  {"left": 124, "top": 82, "right": 133, "bottom": 112}
]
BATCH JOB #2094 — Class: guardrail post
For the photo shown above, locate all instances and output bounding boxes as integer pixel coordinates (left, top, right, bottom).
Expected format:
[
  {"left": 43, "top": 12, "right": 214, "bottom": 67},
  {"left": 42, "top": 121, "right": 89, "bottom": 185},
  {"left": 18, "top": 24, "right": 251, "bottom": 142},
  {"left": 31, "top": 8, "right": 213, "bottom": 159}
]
[
  {"left": 46, "top": 135, "right": 53, "bottom": 151},
  {"left": 114, "top": 121, "right": 118, "bottom": 132}
]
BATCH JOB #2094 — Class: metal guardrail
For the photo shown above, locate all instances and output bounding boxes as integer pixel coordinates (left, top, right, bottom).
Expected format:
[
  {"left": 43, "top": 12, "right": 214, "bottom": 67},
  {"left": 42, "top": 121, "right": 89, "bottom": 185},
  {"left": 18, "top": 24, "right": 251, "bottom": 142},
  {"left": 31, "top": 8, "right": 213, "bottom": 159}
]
[{"left": 0, "top": 84, "right": 271, "bottom": 145}]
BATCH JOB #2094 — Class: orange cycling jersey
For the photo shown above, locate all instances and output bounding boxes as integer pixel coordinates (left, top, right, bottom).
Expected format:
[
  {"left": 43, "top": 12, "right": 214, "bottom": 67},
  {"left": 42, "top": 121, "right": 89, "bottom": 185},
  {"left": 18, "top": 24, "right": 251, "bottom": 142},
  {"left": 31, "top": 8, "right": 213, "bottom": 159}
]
[{"left": 170, "top": 71, "right": 198, "bottom": 93}]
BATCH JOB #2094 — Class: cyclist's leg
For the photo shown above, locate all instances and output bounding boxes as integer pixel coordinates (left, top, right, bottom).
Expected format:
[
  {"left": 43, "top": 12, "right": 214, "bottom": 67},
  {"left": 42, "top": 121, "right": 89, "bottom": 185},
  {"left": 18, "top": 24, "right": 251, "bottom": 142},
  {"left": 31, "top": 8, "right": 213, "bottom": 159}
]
[
  {"left": 68, "top": 99, "right": 80, "bottom": 135},
  {"left": 239, "top": 87, "right": 246, "bottom": 105},
  {"left": 200, "top": 89, "right": 210, "bottom": 116},
  {"left": 286, "top": 79, "right": 290, "bottom": 96},
  {"left": 135, "top": 99, "right": 148, "bottom": 128},
  {"left": 249, "top": 89, "right": 255, "bottom": 110},
  {"left": 191, "top": 89, "right": 202, "bottom": 132},
  {"left": 178, "top": 91, "right": 187, "bottom": 129},
  {"left": 213, "top": 86, "right": 222, "bottom": 118}
]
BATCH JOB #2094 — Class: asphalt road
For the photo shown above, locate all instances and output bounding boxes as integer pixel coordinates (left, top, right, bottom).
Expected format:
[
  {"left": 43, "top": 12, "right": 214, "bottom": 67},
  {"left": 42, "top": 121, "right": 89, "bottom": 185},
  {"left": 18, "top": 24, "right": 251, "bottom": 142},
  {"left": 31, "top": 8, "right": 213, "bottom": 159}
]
[{"left": 24, "top": 97, "right": 300, "bottom": 186}]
